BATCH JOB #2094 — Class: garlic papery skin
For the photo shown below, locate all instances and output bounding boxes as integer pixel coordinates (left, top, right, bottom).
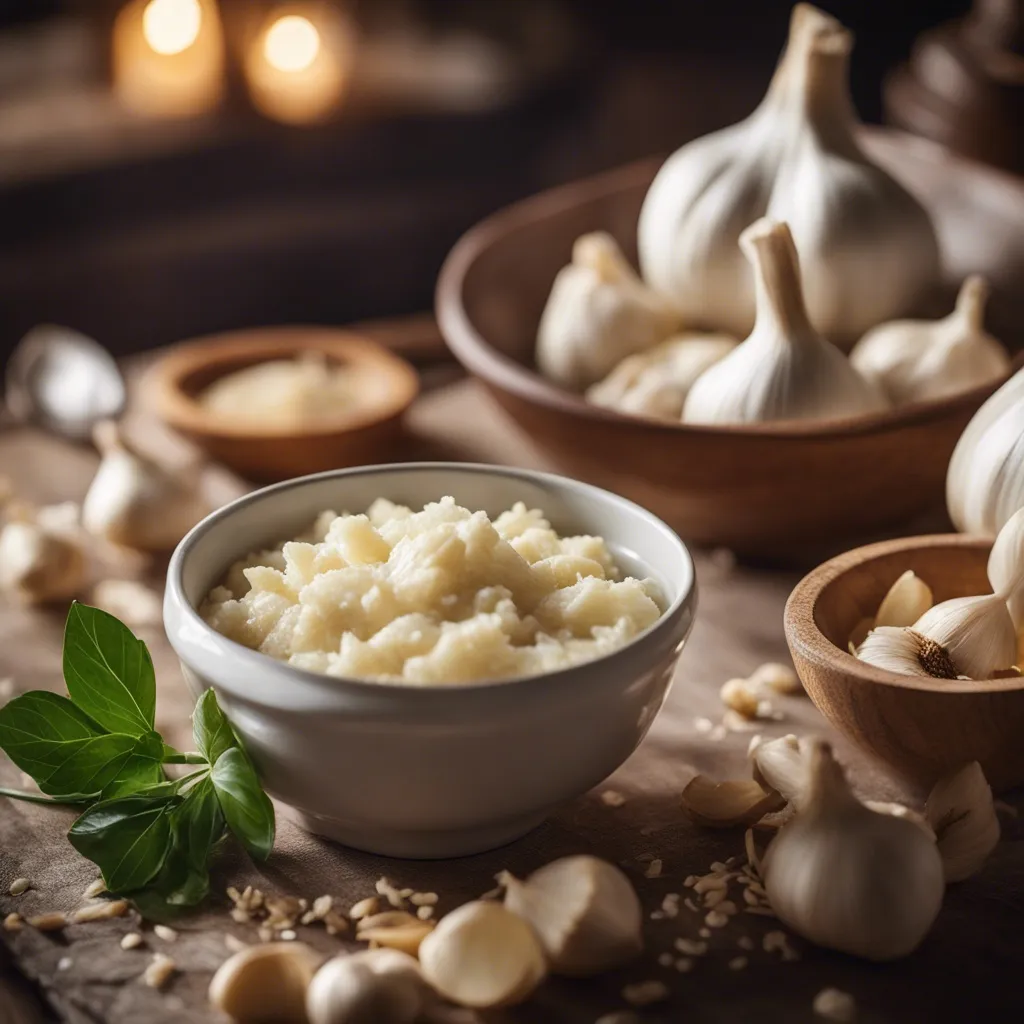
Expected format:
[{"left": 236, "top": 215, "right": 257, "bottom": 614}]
[
  {"left": 986, "top": 507, "right": 1024, "bottom": 630},
  {"left": 682, "top": 220, "right": 888, "bottom": 425},
  {"left": 0, "top": 502, "right": 86, "bottom": 604},
  {"left": 536, "top": 232, "right": 680, "bottom": 390},
  {"left": 209, "top": 941, "right": 322, "bottom": 1023},
  {"left": 500, "top": 855, "right": 642, "bottom": 976},
  {"left": 849, "top": 276, "right": 1010, "bottom": 406},
  {"left": 874, "top": 570, "right": 933, "bottom": 627},
  {"left": 418, "top": 901, "right": 546, "bottom": 1009},
  {"left": 947, "top": 365, "right": 1024, "bottom": 535},
  {"left": 306, "top": 950, "right": 425, "bottom": 1024},
  {"left": 82, "top": 420, "right": 208, "bottom": 553},
  {"left": 924, "top": 762, "right": 1000, "bottom": 883},
  {"left": 586, "top": 332, "right": 736, "bottom": 421},
  {"left": 911, "top": 594, "right": 1017, "bottom": 680},
  {"left": 638, "top": 3, "right": 939, "bottom": 347},
  {"left": 856, "top": 627, "right": 954, "bottom": 677},
  {"left": 762, "top": 740, "right": 944, "bottom": 961}
]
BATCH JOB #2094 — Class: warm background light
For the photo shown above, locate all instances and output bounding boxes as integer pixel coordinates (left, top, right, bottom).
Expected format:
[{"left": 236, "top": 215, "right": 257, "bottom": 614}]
[
  {"left": 264, "top": 15, "right": 321, "bottom": 74},
  {"left": 142, "top": 0, "right": 203, "bottom": 56}
]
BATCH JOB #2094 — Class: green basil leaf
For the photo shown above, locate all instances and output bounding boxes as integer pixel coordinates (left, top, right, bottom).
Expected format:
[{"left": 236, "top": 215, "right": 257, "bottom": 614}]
[
  {"left": 176, "top": 776, "right": 224, "bottom": 872},
  {"left": 100, "top": 731, "right": 167, "bottom": 799},
  {"left": 63, "top": 603, "right": 155, "bottom": 737},
  {"left": 192, "top": 689, "right": 236, "bottom": 766},
  {"left": 0, "top": 691, "right": 139, "bottom": 798},
  {"left": 68, "top": 792, "right": 176, "bottom": 892},
  {"left": 211, "top": 748, "right": 274, "bottom": 862}
]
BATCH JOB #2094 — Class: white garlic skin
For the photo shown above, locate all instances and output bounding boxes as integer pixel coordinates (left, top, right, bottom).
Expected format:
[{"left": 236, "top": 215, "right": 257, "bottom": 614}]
[
  {"left": 946, "top": 365, "right": 1024, "bottom": 536},
  {"left": 855, "top": 627, "right": 931, "bottom": 676},
  {"left": 536, "top": 232, "right": 679, "bottom": 390},
  {"left": 849, "top": 276, "right": 1009, "bottom": 406},
  {"left": 911, "top": 594, "right": 1017, "bottom": 680},
  {"left": 306, "top": 950, "right": 424, "bottom": 1024},
  {"left": 762, "top": 741, "right": 944, "bottom": 961},
  {"left": 682, "top": 219, "right": 887, "bottom": 425},
  {"left": 502, "top": 855, "right": 642, "bottom": 976},
  {"left": 638, "top": 4, "right": 939, "bottom": 348},
  {"left": 0, "top": 513, "right": 85, "bottom": 604},
  {"left": 987, "top": 507, "right": 1024, "bottom": 630}
]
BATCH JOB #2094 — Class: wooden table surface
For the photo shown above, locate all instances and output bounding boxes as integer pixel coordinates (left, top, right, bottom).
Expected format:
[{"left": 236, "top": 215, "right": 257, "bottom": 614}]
[{"left": 1, "top": 329, "right": 1023, "bottom": 1023}]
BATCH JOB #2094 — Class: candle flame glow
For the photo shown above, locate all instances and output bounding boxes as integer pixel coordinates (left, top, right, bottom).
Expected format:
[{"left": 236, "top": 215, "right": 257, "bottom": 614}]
[
  {"left": 142, "top": 0, "right": 202, "bottom": 56},
  {"left": 264, "top": 14, "right": 321, "bottom": 73}
]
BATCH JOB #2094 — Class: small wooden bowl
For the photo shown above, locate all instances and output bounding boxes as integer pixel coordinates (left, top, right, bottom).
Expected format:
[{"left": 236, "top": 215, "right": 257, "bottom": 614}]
[
  {"left": 784, "top": 534, "right": 1024, "bottom": 791},
  {"left": 437, "top": 130, "right": 1024, "bottom": 557},
  {"left": 143, "top": 327, "right": 419, "bottom": 482}
]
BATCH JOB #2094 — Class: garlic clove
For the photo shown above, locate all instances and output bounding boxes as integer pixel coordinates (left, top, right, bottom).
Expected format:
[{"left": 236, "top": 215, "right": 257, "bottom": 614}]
[
  {"left": 762, "top": 739, "right": 944, "bottom": 960},
  {"left": 306, "top": 949, "right": 426, "bottom": 1024},
  {"left": 418, "top": 901, "right": 546, "bottom": 1009},
  {"left": 751, "top": 734, "right": 808, "bottom": 807},
  {"left": 209, "top": 941, "right": 322, "bottom": 1023},
  {"left": 849, "top": 276, "right": 1010, "bottom": 406},
  {"left": 0, "top": 505, "right": 87, "bottom": 605},
  {"left": 862, "top": 801, "right": 935, "bottom": 840},
  {"left": 912, "top": 594, "right": 1017, "bottom": 679},
  {"left": 857, "top": 626, "right": 958, "bottom": 678},
  {"left": 680, "top": 774, "right": 786, "bottom": 827},
  {"left": 355, "top": 911, "right": 434, "bottom": 957},
  {"left": 501, "top": 855, "right": 642, "bottom": 977},
  {"left": 536, "top": 232, "right": 680, "bottom": 390},
  {"left": 874, "top": 570, "right": 933, "bottom": 628},
  {"left": 924, "top": 762, "right": 1000, "bottom": 883},
  {"left": 986, "top": 507, "right": 1024, "bottom": 630},
  {"left": 681, "top": 219, "right": 888, "bottom": 425}
]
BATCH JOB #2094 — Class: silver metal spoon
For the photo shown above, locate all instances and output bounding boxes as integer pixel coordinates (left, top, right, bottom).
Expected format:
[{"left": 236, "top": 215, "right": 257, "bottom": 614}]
[{"left": 4, "top": 325, "right": 126, "bottom": 442}]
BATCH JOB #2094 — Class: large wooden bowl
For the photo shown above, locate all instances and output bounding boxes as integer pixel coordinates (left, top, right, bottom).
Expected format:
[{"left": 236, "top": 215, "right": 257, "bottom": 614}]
[
  {"left": 437, "top": 130, "right": 1024, "bottom": 557},
  {"left": 784, "top": 534, "right": 1024, "bottom": 791}
]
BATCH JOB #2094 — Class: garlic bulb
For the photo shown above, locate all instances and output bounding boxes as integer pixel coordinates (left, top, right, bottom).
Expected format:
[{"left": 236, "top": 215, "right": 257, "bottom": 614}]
[
  {"left": 586, "top": 332, "right": 736, "bottom": 420},
  {"left": 912, "top": 594, "right": 1017, "bottom": 680},
  {"left": 682, "top": 220, "right": 887, "bottom": 425},
  {"left": 947, "top": 365, "right": 1024, "bottom": 535},
  {"left": 306, "top": 950, "right": 425, "bottom": 1024},
  {"left": 987, "top": 507, "right": 1024, "bottom": 629},
  {"left": 638, "top": 3, "right": 939, "bottom": 347},
  {"left": 418, "top": 901, "right": 546, "bottom": 1008},
  {"left": 849, "top": 276, "right": 1010, "bottom": 405},
  {"left": 501, "top": 855, "right": 642, "bottom": 976},
  {"left": 924, "top": 762, "right": 1000, "bottom": 883},
  {"left": 209, "top": 941, "right": 322, "bottom": 1023},
  {"left": 536, "top": 233, "right": 679, "bottom": 390},
  {"left": 82, "top": 420, "right": 208, "bottom": 552},
  {"left": 762, "top": 740, "right": 944, "bottom": 960},
  {"left": 0, "top": 500, "right": 86, "bottom": 604},
  {"left": 856, "top": 626, "right": 956, "bottom": 677}
]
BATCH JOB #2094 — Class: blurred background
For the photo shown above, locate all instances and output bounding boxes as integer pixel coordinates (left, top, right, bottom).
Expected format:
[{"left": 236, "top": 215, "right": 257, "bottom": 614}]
[{"left": 0, "top": 0, "right": 991, "bottom": 357}]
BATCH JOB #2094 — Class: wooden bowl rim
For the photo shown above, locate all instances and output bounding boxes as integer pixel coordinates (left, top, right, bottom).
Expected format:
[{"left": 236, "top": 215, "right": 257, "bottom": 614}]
[
  {"left": 436, "top": 128, "right": 1022, "bottom": 442},
  {"left": 784, "top": 532, "right": 1024, "bottom": 694},
  {"left": 142, "top": 327, "right": 420, "bottom": 440}
]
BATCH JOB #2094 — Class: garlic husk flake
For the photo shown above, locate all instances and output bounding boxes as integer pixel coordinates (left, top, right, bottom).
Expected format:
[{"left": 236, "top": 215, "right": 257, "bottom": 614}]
[
  {"left": 762, "top": 740, "right": 944, "bottom": 960},
  {"left": 501, "top": 855, "right": 642, "bottom": 976},
  {"left": 912, "top": 593, "right": 1017, "bottom": 680},
  {"left": 924, "top": 762, "right": 1000, "bottom": 883},
  {"left": 536, "top": 232, "right": 680, "bottom": 390},
  {"left": 638, "top": 3, "right": 939, "bottom": 347},
  {"left": 682, "top": 219, "right": 887, "bottom": 425}
]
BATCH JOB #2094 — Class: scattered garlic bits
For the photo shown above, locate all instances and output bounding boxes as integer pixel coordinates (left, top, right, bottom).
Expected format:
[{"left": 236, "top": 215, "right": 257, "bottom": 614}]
[
  {"left": 144, "top": 952, "right": 177, "bottom": 990},
  {"left": 813, "top": 987, "right": 857, "bottom": 1022},
  {"left": 203, "top": 498, "right": 663, "bottom": 685}
]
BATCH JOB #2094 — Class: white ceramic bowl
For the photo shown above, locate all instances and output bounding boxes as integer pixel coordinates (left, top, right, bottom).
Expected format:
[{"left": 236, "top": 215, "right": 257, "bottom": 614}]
[{"left": 164, "top": 463, "right": 696, "bottom": 858}]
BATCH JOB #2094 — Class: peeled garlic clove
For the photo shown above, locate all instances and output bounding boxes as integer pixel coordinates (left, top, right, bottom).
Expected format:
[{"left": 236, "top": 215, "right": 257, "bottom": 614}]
[
  {"left": 536, "top": 232, "right": 679, "bottom": 390},
  {"left": 912, "top": 594, "right": 1017, "bottom": 680},
  {"left": 682, "top": 220, "right": 888, "bottom": 425},
  {"left": 875, "top": 570, "right": 933, "bottom": 628},
  {"left": 418, "top": 901, "right": 545, "bottom": 1009},
  {"left": 856, "top": 626, "right": 957, "bottom": 678},
  {"left": 680, "top": 774, "right": 786, "bottom": 827},
  {"left": 0, "top": 505, "right": 86, "bottom": 604},
  {"left": 751, "top": 734, "right": 808, "bottom": 806},
  {"left": 638, "top": 4, "right": 939, "bottom": 347},
  {"left": 501, "top": 855, "right": 642, "bottom": 977},
  {"left": 762, "top": 740, "right": 944, "bottom": 961},
  {"left": 986, "top": 507, "right": 1024, "bottom": 630},
  {"left": 209, "top": 941, "right": 322, "bottom": 1023},
  {"left": 82, "top": 420, "right": 208, "bottom": 553},
  {"left": 849, "top": 276, "right": 1009, "bottom": 405},
  {"left": 946, "top": 365, "right": 1024, "bottom": 535},
  {"left": 306, "top": 950, "right": 425, "bottom": 1024},
  {"left": 924, "top": 762, "right": 1000, "bottom": 883},
  {"left": 355, "top": 911, "right": 434, "bottom": 957}
]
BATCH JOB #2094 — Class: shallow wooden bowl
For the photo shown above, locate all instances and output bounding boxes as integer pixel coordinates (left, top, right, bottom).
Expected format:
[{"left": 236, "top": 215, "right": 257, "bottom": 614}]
[
  {"left": 784, "top": 534, "right": 1024, "bottom": 791},
  {"left": 143, "top": 327, "right": 419, "bottom": 482},
  {"left": 437, "top": 130, "right": 1024, "bottom": 556}
]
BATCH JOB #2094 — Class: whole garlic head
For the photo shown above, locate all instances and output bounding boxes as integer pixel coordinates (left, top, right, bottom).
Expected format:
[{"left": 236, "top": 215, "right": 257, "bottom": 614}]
[
  {"left": 306, "top": 949, "right": 425, "bottom": 1024},
  {"left": 762, "top": 740, "right": 944, "bottom": 960},
  {"left": 682, "top": 219, "right": 887, "bottom": 425},
  {"left": 0, "top": 500, "right": 86, "bottom": 604},
  {"left": 501, "top": 855, "right": 642, "bottom": 976},
  {"left": 638, "top": 3, "right": 939, "bottom": 347},
  {"left": 536, "top": 232, "right": 680, "bottom": 390},
  {"left": 586, "top": 332, "right": 737, "bottom": 421},
  {"left": 850, "top": 276, "right": 1010, "bottom": 405},
  {"left": 82, "top": 420, "right": 208, "bottom": 553}
]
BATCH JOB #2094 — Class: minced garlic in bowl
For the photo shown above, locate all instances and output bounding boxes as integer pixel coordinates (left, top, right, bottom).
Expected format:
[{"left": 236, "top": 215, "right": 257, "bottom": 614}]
[{"left": 201, "top": 497, "right": 664, "bottom": 685}]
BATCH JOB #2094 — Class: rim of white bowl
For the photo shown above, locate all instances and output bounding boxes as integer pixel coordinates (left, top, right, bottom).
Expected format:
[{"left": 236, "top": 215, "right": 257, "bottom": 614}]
[{"left": 165, "top": 462, "right": 697, "bottom": 699}]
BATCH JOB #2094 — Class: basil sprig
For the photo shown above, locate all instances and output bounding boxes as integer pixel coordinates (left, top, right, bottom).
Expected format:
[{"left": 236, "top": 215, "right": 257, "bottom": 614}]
[{"left": 0, "top": 603, "right": 275, "bottom": 914}]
